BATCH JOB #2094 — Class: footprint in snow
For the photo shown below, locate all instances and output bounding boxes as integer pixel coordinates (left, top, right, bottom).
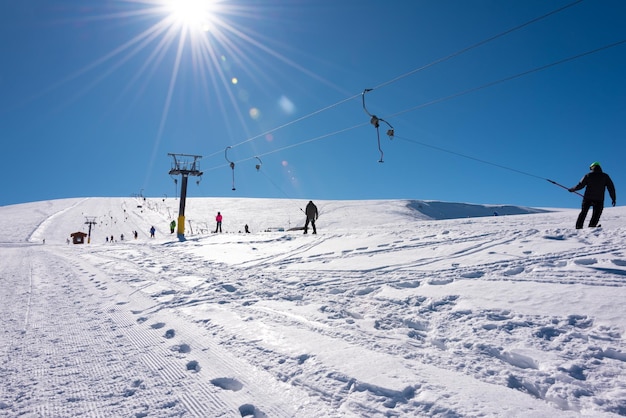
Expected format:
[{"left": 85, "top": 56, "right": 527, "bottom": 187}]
[
  {"left": 611, "top": 259, "right": 626, "bottom": 267},
  {"left": 239, "top": 404, "right": 267, "bottom": 418},
  {"left": 211, "top": 377, "right": 243, "bottom": 391},
  {"left": 503, "top": 266, "right": 524, "bottom": 276},
  {"left": 541, "top": 260, "right": 567, "bottom": 268},
  {"left": 574, "top": 258, "right": 597, "bottom": 266},
  {"left": 395, "top": 280, "right": 421, "bottom": 288},
  {"left": 186, "top": 360, "right": 200, "bottom": 372},
  {"left": 222, "top": 284, "right": 237, "bottom": 292},
  {"left": 354, "top": 287, "right": 377, "bottom": 296},
  {"left": 150, "top": 322, "right": 166, "bottom": 329},
  {"left": 296, "top": 354, "right": 311, "bottom": 364},
  {"left": 460, "top": 271, "right": 484, "bottom": 279},
  {"left": 428, "top": 278, "right": 453, "bottom": 285},
  {"left": 543, "top": 234, "right": 566, "bottom": 241},
  {"left": 164, "top": 329, "right": 175, "bottom": 339},
  {"left": 171, "top": 343, "right": 191, "bottom": 354}
]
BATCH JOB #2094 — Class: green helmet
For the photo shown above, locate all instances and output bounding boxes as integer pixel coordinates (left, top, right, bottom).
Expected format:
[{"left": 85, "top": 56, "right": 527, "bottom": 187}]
[{"left": 590, "top": 161, "right": 601, "bottom": 169}]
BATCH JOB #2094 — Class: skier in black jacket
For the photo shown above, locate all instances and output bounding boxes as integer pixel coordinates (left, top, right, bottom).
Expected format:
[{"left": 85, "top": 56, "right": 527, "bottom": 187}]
[
  {"left": 304, "top": 201, "right": 318, "bottom": 234},
  {"left": 569, "top": 162, "right": 616, "bottom": 229}
]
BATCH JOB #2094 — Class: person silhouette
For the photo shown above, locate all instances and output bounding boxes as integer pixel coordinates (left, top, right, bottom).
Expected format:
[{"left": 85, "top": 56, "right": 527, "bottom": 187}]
[
  {"left": 569, "top": 161, "right": 616, "bottom": 229},
  {"left": 304, "top": 201, "right": 318, "bottom": 234}
]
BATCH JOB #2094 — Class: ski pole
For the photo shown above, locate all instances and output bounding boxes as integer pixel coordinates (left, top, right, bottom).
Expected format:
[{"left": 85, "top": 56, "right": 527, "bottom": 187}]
[{"left": 546, "top": 179, "right": 584, "bottom": 198}]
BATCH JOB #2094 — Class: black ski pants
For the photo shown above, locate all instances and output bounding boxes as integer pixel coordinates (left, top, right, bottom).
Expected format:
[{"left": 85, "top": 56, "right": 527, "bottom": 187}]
[
  {"left": 304, "top": 218, "right": 316, "bottom": 234},
  {"left": 576, "top": 198, "right": 603, "bottom": 229}
]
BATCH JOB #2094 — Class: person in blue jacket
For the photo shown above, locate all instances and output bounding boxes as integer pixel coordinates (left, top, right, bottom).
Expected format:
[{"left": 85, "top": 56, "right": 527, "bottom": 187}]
[{"left": 569, "top": 162, "right": 616, "bottom": 229}]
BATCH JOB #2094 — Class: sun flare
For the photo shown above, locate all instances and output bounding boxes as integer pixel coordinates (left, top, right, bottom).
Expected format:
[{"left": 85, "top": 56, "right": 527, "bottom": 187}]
[{"left": 162, "top": 0, "right": 220, "bottom": 31}]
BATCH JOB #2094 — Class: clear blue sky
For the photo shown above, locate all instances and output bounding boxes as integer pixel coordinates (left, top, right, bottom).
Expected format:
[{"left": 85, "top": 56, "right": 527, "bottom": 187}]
[{"left": 1, "top": 0, "right": 624, "bottom": 208}]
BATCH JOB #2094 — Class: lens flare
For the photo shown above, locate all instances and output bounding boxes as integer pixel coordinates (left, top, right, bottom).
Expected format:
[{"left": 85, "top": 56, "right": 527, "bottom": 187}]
[
  {"left": 249, "top": 107, "right": 260, "bottom": 120},
  {"left": 278, "top": 95, "right": 295, "bottom": 114}
]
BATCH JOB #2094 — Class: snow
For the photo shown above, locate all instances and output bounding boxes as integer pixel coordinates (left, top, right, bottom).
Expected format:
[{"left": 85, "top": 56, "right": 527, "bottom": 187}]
[{"left": 1, "top": 196, "right": 625, "bottom": 417}]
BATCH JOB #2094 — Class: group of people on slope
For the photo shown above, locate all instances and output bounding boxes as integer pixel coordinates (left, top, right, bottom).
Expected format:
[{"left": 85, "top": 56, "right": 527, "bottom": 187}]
[
  {"left": 104, "top": 230, "right": 139, "bottom": 243},
  {"left": 210, "top": 201, "right": 319, "bottom": 235},
  {"left": 214, "top": 161, "right": 617, "bottom": 233},
  {"left": 145, "top": 163, "right": 617, "bottom": 241}
]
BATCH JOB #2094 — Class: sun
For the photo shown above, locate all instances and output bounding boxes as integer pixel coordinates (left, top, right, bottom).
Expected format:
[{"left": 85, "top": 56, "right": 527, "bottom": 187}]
[{"left": 162, "top": 0, "right": 220, "bottom": 31}]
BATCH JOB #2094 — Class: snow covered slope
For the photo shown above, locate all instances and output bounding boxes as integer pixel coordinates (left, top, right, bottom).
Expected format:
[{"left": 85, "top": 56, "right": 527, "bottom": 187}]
[
  {"left": 0, "top": 197, "right": 545, "bottom": 244},
  {"left": 0, "top": 197, "right": 624, "bottom": 417}
]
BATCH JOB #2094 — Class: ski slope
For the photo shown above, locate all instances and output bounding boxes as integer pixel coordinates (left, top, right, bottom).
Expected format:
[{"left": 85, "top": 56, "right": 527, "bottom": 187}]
[{"left": 0, "top": 197, "right": 625, "bottom": 417}]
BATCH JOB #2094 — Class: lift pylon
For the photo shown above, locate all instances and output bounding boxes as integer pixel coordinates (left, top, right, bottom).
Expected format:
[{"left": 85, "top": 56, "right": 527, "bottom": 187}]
[
  {"left": 168, "top": 153, "right": 203, "bottom": 238},
  {"left": 84, "top": 217, "right": 97, "bottom": 244}
]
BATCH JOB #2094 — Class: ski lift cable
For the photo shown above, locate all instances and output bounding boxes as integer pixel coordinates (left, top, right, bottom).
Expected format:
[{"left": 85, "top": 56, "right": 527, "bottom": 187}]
[
  {"left": 251, "top": 155, "right": 306, "bottom": 214},
  {"left": 396, "top": 134, "right": 584, "bottom": 197},
  {"left": 258, "top": 169, "right": 306, "bottom": 214},
  {"left": 203, "top": 95, "right": 361, "bottom": 160},
  {"left": 369, "top": 0, "right": 585, "bottom": 92},
  {"left": 396, "top": 134, "right": 545, "bottom": 180},
  {"left": 385, "top": 38, "right": 626, "bottom": 121},
  {"left": 201, "top": 38, "right": 626, "bottom": 175},
  {"left": 201, "top": 1, "right": 582, "bottom": 162},
  {"left": 201, "top": 121, "right": 369, "bottom": 173}
]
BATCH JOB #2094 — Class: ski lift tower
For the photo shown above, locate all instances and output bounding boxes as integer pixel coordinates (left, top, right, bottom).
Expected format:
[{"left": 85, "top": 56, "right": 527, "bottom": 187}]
[
  {"left": 84, "top": 216, "right": 97, "bottom": 244},
  {"left": 168, "top": 153, "right": 203, "bottom": 238}
]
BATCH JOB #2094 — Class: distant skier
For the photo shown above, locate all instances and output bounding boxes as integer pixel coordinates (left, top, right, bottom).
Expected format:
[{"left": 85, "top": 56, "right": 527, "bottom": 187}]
[
  {"left": 215, "top": 212, "right": 223, "bottom": 233},
  {"left": 245, "top": 224, "right": 250, "bottom": 233},
  {"left": 150, "top": 226, "right": 156, "bottom": 238},
  {"left": 170, "top": 220, "right": 176, "bottom": 234},
  {"left": 568, "top": 161, "right": 616, "bottom": 229},
  {"left": 303, "top": 201, "right": 318, "bottom": 234}
]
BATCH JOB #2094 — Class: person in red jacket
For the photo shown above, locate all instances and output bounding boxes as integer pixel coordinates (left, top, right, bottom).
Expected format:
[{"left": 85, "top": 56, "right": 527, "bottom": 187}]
[
  {"left": 214, "top": 212, "right": 223, "bottom": 233},
  {"left": 569, "top": 162, "right": 616, "bottom": 229}
]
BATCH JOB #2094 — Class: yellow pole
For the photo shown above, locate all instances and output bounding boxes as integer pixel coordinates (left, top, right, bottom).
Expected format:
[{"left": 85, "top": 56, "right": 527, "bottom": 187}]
[{"left": 177, "top": 215, "right": 185, "bottom": 235}]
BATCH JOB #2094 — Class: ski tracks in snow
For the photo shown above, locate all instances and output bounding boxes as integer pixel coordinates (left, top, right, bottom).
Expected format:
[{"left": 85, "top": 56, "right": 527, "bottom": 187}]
[
  {"left": 46, "top": 244, "right": 331, "bottom": 417},
  {"left": 1, "top": 245, "right": 189, "bottom": 417},
  {"left": 0, "top": 244, "right": 321, "bottom": 417},
  {"left": 3, "top": 201, "right": 626, "bottom": 416},
  {"left": 140, "top": 223, "right": 626, "bottom": 416}
]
